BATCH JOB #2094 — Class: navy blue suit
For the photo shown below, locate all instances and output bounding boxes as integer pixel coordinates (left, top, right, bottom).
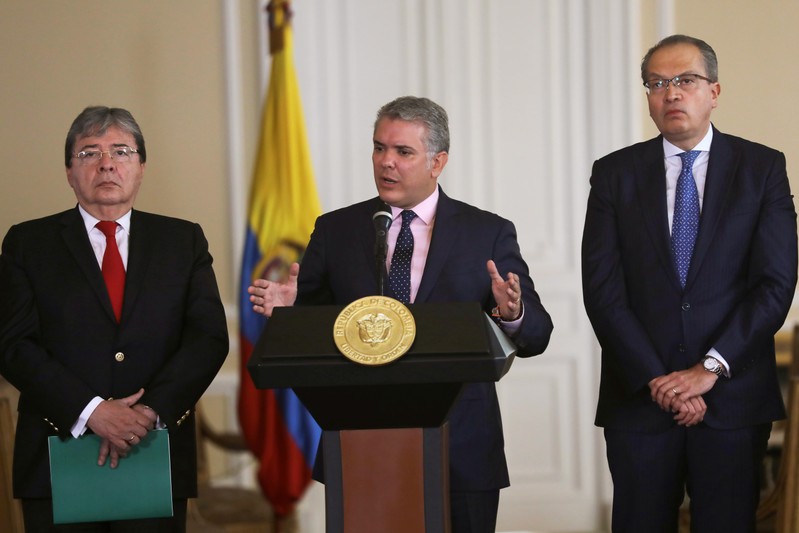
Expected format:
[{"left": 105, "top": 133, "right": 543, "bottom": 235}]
[
  {"left": 0, "top": 207, "right": 229, "bottom": 501},
  {"left": 298, "top": 188, "right": 552, "bottom": 513},
  {"left": 582, "top": 127, "right": 797, "bottom": 532}
]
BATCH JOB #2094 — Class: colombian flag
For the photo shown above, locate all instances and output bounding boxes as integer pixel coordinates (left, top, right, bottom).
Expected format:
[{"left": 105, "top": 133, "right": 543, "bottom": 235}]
[{"left": 238, "top": 0, "right": 322, "bottom": 518}]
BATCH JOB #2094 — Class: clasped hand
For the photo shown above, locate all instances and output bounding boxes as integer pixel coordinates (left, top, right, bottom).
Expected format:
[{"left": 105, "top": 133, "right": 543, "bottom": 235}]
[
  {"left": 649, "top": 365, "right": 719, "bottom": 426},
  {"left": 86, "top": 388, "right": 158, "bottom": 468}
]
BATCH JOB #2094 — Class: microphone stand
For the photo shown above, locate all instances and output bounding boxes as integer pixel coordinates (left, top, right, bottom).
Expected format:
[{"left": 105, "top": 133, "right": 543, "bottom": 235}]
[
  {"left": 376, "top": 254, "right": 388, "bottom": 296},
  {"left": 373, "top": 202, "right": 392, "bottom": 296}
]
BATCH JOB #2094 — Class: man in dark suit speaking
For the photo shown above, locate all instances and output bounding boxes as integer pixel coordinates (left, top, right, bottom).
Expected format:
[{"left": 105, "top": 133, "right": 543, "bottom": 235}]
[
  {"left": 248, "top": 95, "right": 553, "bottom": 532},
  {"left": 582, "top": 35, "right": 797, "bottom": 532},
  {"left": 0, "top": 106, "right": 229, "bottom": 532}
]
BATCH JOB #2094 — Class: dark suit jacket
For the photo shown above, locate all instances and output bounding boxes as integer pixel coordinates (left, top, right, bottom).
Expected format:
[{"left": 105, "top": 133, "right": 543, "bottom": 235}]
[
  {"left": 0, "top": 207, "right": 229, "bottom": 498},
  {"left": 582, "top": 127, "right": 797, "bottom": 432},
  {"left": 297, "top": 187, "right": 553, "bottom": 490}
]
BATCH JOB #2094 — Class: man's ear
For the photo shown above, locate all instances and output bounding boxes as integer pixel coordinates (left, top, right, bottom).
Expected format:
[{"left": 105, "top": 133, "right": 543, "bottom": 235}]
[
  {"left": 710, "top": 81, "right": 721, "bottom": 109},
  {"left": 430, "top": 151, "right": 449, "bottom": 178}
]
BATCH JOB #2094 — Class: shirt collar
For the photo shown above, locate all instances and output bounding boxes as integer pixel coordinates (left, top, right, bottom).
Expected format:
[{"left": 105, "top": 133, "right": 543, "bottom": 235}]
[
  {"left": 78, "top": 205, "right": 132, "bottom": 235},
  {"left": 663, "top": 124, "right": 714, "bottom": 158},
  {"left": 389, "top": 187, "right": 438, "bottom": 225}
]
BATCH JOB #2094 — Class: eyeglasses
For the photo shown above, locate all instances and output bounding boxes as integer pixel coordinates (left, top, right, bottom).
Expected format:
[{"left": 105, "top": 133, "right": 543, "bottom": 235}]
[
  {"left": 73, "top": 146, "right": 139, "bottom": 165},
  {"left": 643, "top": 74, "right": 713, "bottom": 95}
]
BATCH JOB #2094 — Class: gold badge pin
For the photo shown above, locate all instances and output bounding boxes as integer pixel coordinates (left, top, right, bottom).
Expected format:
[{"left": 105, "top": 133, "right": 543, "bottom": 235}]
[{"left": 333, "top": 296, "right": 416, "bottom": 366}]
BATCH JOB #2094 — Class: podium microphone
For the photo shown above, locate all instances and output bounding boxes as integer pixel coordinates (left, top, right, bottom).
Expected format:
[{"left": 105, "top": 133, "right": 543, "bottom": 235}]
[{"left": 373, "top": 201, "right": 393, "bottom": 295}]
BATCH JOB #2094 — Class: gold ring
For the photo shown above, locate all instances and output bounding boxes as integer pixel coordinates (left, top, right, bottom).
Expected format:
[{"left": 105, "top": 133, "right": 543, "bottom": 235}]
[
  {"left": 672, "top": 388, "right": 679, "bottom": 395},
  {"left": 127, "top": 435, "right": 136, "bottom": 443}
]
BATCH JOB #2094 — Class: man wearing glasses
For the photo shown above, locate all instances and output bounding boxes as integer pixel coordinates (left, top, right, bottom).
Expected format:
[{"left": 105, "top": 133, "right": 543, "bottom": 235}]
[
  {"left": 0, "top": 106, "right": 229, "bottom": 532},
  {"left": 582, "top": 35, "right": 797, "bottom": 532}
]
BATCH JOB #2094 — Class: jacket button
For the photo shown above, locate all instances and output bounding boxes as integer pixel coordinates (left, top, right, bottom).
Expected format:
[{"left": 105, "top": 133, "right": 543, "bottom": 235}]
[
  {"left": 114, "top": 352, "right": 125, "bottom": 362},
  {"left": 681, "top": 303, "right": 691, "bottom": 311},
  {"left": 678, "top": 344, "right": 686, "bottom": 352}
]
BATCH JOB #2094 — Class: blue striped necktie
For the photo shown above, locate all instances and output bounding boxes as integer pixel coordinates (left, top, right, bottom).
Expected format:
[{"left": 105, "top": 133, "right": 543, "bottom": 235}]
[{"left": 672, "top": 150, "right": 701, "bottom": 287}]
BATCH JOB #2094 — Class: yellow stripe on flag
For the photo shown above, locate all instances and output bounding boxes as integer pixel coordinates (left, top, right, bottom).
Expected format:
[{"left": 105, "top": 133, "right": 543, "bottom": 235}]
[{"left": 248, "top": 0, "right": 321, "bottom": 281}]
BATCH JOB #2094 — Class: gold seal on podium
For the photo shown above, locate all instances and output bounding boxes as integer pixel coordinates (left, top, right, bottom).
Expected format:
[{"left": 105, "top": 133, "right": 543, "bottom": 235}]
[{"left": 333, "top": 296, "right": 416, "bottom": 366}]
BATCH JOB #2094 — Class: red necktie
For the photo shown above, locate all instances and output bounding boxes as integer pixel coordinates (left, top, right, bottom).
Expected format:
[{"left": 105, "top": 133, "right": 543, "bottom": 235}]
[{"left": 96, "top": 221, "right": 125, "bottom": 322}]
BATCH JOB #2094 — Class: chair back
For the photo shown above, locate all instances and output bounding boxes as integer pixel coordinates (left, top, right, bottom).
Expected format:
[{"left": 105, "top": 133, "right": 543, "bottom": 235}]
[
  {"left": 0, "top": 395, "right": 24, "bottom": 532},
  {"left": 774, "top": 324, "right": 799, "bottom": 532}
]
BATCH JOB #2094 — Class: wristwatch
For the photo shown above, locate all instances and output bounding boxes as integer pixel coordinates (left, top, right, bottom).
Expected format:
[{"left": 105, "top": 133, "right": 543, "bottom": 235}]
[{"left": 702, "top": 356, "right": 724, "bottom": 377}]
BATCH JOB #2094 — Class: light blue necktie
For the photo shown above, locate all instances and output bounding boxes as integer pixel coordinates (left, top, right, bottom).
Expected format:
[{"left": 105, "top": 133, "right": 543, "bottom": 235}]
[
  {"left": 672, "top": 150, "right": 701, "bottom": 287},
  {"left": 388, "top": 210, "right": 416, "bottom": 303}
]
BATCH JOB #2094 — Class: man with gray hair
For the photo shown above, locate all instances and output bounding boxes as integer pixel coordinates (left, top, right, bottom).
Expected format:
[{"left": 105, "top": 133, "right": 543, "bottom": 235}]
[
  {"left": 248, "top": 95, "right": 553, "bottom": 531},
  {"left": 0, "top": 106, "right": 229, "bottom": 532},
  {"left": 582, "top": 35, "right": 797, "bottom": 532}
]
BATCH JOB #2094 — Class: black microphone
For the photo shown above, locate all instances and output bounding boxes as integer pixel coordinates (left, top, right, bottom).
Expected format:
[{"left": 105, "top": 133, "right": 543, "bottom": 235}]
[{"left": 373, "top": 200, "right": 393, "bottom": 295}]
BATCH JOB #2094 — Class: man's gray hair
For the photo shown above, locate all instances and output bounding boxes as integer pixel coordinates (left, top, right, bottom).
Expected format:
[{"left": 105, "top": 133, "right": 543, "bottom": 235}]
[
  {"left": 374, "top": 96, "right": 450, "bottom": 156},
  {"left": 641, "top": 34, "right": 718, "bottom": 84},
  {"left": 65, "top": 106, "right": 146, "bottom": 167}
]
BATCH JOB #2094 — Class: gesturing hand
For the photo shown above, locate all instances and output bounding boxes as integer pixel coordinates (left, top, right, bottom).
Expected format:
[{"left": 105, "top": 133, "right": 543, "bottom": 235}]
[
  {"left": 248, "top": 262, "right": 300, "bottom": 317},
  {"left": 486, "top": 260, "right": 523, "bottom": 321}
]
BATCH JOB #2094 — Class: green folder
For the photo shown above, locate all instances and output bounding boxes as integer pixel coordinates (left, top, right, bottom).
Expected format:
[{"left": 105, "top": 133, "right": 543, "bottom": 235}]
[{"left": 48, "top": 428, "right": 173, "bottom": 524}]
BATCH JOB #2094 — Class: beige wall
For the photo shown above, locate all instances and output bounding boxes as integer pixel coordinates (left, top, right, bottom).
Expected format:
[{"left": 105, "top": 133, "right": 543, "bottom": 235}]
[
  {"left": 640, "top": 0, "right": 799, "bottom": 187},
  {"left": 0, "top": 0, "right": 234, "bottom": 300}
]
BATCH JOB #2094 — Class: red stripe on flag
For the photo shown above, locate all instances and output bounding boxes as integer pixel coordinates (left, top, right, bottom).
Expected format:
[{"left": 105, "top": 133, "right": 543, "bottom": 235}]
[{"left": 238, "top": 336, "right": 313, "bottom": 516}]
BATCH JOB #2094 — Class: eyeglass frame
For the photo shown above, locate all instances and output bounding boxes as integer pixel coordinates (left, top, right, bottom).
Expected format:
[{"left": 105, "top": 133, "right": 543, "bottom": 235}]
[
  {"left": 72, "top": 146, "right": 140, "bottom": 164},
  {"left": 643, "top": 73, "right": 714, "bottom": 94}
]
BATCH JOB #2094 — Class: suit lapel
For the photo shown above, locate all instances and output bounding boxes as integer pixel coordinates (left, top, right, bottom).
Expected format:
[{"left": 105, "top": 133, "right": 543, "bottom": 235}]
[
  {"left": 415, "top": 188, "right": 458, "bottom": 303},
  {"left": 686, "top": 128, "right": 738, "bottom": 288},
  {"left": 59, "top": 208, "right": 117, "bottom": 321},
  {"left": 123, "top": 210, "right": 152, "bottom": 319},
  {"left": 633, "top": 139, "right": 682, "bottom": 290}
]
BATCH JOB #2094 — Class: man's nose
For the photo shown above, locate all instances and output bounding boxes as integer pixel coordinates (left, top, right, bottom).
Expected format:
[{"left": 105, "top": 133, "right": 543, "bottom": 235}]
[
  {"left": 664, "top": 83, "right": 681, "bottom": 101},
  {"left": 98, "top": 151, "right": 116, "bottom": 170}
]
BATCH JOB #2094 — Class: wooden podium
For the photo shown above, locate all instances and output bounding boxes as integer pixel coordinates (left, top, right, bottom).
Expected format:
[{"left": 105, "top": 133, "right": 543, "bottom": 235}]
[{"left": 247, "top": 301, "right": 516, "bottom": 533}]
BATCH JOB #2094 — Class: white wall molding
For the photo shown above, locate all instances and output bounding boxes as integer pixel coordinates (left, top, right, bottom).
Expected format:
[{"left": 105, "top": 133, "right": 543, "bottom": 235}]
[{"left": 222, "top": 0, "right": 248, "bottom": 297}]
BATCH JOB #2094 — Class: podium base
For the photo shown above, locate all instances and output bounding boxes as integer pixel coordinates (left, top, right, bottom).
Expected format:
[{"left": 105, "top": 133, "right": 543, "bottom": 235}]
[{"left": 323, "top": 425, "right": 450, "bottom": 533}]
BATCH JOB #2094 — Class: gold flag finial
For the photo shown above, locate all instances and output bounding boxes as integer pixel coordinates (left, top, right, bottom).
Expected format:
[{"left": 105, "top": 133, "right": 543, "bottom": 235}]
[{"left": 266, "top": 0, "right": 293, "bottom": 55}]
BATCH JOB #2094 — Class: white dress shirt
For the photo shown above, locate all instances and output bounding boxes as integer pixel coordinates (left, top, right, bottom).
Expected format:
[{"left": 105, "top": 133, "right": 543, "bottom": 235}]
[
  {"left": 661, "top": 127, "right": 730, "bottom": 376},
  {"left": 70, "top": 206, "right": 132, "bottom": 437}
]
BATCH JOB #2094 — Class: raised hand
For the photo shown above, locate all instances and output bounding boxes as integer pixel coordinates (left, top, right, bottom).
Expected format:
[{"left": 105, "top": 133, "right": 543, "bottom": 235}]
[
  {"left": 248, "top": 262, "right": 300, "bottom": 317},
  {"left": 486, "top": 260, "right": 523, "bottom": 321}
]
